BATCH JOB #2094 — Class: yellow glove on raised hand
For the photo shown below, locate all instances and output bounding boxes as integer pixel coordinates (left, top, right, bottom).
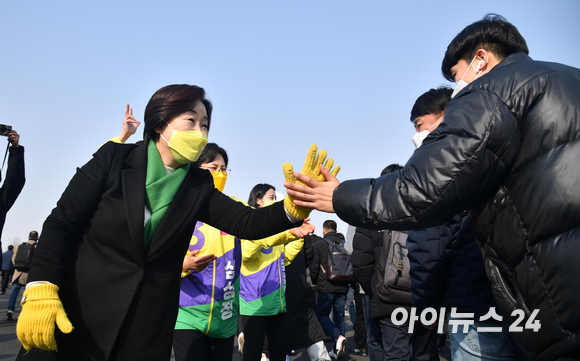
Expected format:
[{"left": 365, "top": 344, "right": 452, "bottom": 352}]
[
  {"left": 284, "top": 144, "right": 341, "bottom": 219},
  {"left": 17, "top": 283, "right": 73, "bottom": 351}
]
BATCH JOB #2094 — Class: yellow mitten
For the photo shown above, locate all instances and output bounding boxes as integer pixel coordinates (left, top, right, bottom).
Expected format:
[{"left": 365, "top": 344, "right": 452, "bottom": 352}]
[
  {"left": 283, "top": 144, "right": 341, "bottom": 219},
  {"left": 17, "top": 283, "right": 73, "bottom": 351}
]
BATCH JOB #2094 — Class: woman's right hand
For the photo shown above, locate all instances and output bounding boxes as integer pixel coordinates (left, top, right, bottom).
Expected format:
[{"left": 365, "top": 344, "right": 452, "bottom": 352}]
[
  {"left": 182, "top": 250, "right": 218, "bottom": 272},
  {"left": 117, "top": 104, "right": 141, "bottom": 143}
]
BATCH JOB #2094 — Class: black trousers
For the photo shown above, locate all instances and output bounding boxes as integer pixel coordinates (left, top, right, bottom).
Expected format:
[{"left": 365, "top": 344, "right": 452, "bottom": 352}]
[
  {"left": 1, "top": 269, "right": 13, "bottom": 292},
  {"left": 241, "top": 313, "right": 286, "bottom": 361},
  {"left": 411, "top": 324, "right": 440, "bottom": 361},
  {"left": 354, "top": 292, "right": 368, "bottom": 348},
  {"left": 173, "top": 329, "right": 235, "bottom": 361}
]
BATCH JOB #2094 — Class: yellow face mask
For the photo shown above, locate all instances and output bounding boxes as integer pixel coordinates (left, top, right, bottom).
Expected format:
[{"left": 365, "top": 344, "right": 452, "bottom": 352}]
[
  {"left": 161, "top": 123, "right": 208, "bottom": 165},
  {"left": 211, "top": 170, "right": 227, "bottom": 192},
  {"left": 261, "top": 200, "right": 276, "bottom": 208}
]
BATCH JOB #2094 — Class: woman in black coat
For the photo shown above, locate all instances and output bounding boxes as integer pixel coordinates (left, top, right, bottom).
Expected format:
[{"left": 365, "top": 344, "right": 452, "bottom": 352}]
[{"left": 15, "top": 84, "right": 314, "bottom": 361}]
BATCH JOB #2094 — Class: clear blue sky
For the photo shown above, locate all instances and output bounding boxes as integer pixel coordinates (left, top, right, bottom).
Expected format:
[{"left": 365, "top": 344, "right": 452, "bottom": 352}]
[{"left": 1, "top": 1, "right": 579, "bottom": 249}]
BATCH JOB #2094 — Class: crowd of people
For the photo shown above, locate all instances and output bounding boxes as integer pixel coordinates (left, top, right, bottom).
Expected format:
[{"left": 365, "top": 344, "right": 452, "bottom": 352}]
[{"left": 1, "top": 12, "right": 579, "bottom": 361}]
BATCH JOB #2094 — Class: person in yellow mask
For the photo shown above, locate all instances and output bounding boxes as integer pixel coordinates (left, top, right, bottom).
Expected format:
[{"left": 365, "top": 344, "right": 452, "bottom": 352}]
[
  {"left": 113, "top": 108, "right": 313, "bottom": 361},
  {"left": 15, "top": 84, "right": 335, "bottom": 361}
]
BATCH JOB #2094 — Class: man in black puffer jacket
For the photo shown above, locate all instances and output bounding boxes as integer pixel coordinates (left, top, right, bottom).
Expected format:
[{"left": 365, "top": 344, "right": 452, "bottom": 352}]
[{"left": 286, "top": 14, "right": 580, "bottom": 361}]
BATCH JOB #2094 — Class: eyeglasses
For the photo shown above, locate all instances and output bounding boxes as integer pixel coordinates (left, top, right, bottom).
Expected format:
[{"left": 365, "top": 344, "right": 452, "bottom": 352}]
[{"left": 201, "top": 165, "right": 231, "bottom": 175}]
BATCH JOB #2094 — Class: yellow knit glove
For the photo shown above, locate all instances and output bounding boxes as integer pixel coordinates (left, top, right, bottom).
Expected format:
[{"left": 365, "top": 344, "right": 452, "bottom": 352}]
[
  {"left": 283, "top": 144, "right": 341, "bottom": 219},
  {"left": 17, "top": 284, "right": 73, "bottom": 351}
]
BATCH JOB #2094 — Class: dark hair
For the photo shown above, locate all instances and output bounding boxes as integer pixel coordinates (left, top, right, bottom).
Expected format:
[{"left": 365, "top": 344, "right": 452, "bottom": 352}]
[
  {"left": 323, "top": 220, "right": 337, "bottom": 232},
  {"left": 29, "top": 230, "right": 39, "bottom": 240},
  {"left": 143, "top": 84, "right": 213, "bottom": 142},
  {"left": 381, "top": 164, "right": 403, "bottom": 176},
  {"left": 442, "top": 14, "right": 529, "bottom": 82},
  {"left": 247, "top": 183, "right": 275, "bottom": 208},
  {"left": 410, "top": 86, "right": 453, "bottom": 123},
  {"left": 192, "top": 143, "right": 229, "bottom": 168},
  {"left": 8, "top": 245, "right": 13, "bottom": 250}
]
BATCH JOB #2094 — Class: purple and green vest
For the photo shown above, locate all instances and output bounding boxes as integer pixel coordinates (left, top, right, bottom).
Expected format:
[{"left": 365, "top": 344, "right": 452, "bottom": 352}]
[
  {"left": 239, "top": 241, "right": 287, "bottom": 316},
  {"left": 175, "top": 221, "right": 241, "bottom": 338}
]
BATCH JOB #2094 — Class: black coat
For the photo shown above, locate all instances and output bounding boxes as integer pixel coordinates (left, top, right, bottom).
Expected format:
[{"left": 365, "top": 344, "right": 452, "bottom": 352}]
[
  {"left": 0, "top": 146, "right": 25, "bottom": 264},
  {"left": 351, "top": 227, "right": 410, "bottom": 319},
  {"left": 308, "top": 232, "right": 349, "bottom": 293},
  {"left": 26, "top": 142, "right": 297, "bottom": 361},
  {"left": 333, "top": 53, "right": 580, "bottom": 360}
]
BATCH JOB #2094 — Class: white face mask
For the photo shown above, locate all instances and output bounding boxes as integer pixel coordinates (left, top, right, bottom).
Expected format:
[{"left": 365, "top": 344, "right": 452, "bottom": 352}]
[
  {"left": 411, "top": 116, "right": 443, "bottom": 148},
  {"left": 451, "top": 56, "right": 484, "bottom": 99}
]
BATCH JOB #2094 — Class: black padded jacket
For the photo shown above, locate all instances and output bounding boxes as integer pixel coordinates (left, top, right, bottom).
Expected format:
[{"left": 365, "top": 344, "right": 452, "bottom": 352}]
[
  {"left": 333, "top": 53, "right": 580, "bottom": 361},
  {"left": 407, "top": 212, "right": 495, "bottom": 318}
]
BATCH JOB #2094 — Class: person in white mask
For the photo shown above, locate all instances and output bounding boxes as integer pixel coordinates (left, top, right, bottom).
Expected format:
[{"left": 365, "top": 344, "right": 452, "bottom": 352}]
[
  {"left": 285, "top": 14, "right": 580, "bottom": 360},
  {"left": 410, "top": 86, "right": 449, "bottom": 148},
  {"left": 409, "top": 86, "right": 519, "bottom": 361}
]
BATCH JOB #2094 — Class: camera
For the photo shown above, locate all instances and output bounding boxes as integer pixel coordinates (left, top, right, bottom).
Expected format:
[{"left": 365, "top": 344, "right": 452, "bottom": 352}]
[{"left": 0, "top": 124, "right": 12, "bottom": 136}]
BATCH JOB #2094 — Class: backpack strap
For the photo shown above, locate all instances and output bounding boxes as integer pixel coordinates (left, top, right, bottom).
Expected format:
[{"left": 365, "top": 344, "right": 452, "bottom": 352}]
[
  {"left": 320, "top": 237, "right": 339, "bottom": 274},
  {"left": 322, "top": 237, "right": 338, "bottom": 246}
]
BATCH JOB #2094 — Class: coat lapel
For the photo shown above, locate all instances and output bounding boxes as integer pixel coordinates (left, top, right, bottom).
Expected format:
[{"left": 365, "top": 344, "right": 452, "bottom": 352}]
[
  {"left": 146, "top": 166, "right": 204, "bottom": 258},
  {"left": 122, "top": 144, "right": 148, "bottom": 264}
]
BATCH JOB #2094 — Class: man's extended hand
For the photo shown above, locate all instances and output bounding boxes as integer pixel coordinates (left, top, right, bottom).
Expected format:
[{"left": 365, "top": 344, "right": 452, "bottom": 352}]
[
  {"left": 283, "top": 144, "right": 340, "bottom": 218},
  {"left": 285, "top": 164, "right": 340, "bottom": 213}
]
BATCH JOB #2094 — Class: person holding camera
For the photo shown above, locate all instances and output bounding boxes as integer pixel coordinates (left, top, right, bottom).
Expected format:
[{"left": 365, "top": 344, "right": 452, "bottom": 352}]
[{"left": 0, "top": 129, "right": 25, "bottom": 267}]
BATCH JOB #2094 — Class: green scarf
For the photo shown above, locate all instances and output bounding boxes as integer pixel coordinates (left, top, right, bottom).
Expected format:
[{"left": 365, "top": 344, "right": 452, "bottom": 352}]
[{"left": 143, "top": 141, "right": 189, "bottom": 247}]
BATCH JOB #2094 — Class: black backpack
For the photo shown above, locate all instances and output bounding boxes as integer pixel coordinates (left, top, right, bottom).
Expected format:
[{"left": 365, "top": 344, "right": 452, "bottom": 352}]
[
  {"left": 375, "top": 230, "right": 412, "bottom": 304},
  {"left": 13, "top": 242, "right": 35, "bottom": 272},
  {"left": 321, "top": 237, "right": 353, "bottom": 282}
]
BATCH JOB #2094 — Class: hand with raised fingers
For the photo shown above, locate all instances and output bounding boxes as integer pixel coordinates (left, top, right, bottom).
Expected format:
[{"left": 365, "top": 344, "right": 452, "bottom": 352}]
[
  {"left": 283, "top": 144, "right": 340, "bottom": 219},
  {"left": 116, "top": 104, "right": 141, "bottom": 143},
  {"left": 16, "top": 284, "right": 73, "bottom": 351}
]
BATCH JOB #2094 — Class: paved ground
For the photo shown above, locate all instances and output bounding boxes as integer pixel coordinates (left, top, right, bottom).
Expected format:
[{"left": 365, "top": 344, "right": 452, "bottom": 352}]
[{"left": 1, "top": 284, "right": 450, "bottom": 360}]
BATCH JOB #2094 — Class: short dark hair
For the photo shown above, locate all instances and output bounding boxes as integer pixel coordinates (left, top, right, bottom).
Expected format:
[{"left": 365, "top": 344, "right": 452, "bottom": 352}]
[
  {"left": 247, "top": 183, "right": 275, "bottom": 208},
  {"left": 381, "top": 164, "right": 403, "bottom": 176},
  {"left": 143, "top": 84, "right": 213, "bottom": 142},
  {"left": 8, "top": 245, "right": 13, "bottom": 250},
  {"left": 323, "top": 220, "right": 337, "bottom": 232},
  {"left": 192, "top": 143, "right": 229, "bottom": 168},
  {"left": 442, "top": 14, "right": 529, "bottom": 82},
  {"left": 29, "top": 231, "right": 39, "bottom": 240},
  {"left": 410, "top": 86, "right": 453, "bottom": 123}
]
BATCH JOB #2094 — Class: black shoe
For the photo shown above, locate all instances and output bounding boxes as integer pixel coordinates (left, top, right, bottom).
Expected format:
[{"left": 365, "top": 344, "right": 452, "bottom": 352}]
[
  {"left": 7, "top": 310, "right": 13, "bottom": 321},
  {"left": 350, "top": 347, "right": 368, "bottom": 357}
]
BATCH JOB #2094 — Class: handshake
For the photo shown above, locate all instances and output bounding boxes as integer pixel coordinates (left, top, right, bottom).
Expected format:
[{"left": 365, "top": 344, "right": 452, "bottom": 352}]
[{"left": 283, "top": 143, "right": 341, "bottom": 219}]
